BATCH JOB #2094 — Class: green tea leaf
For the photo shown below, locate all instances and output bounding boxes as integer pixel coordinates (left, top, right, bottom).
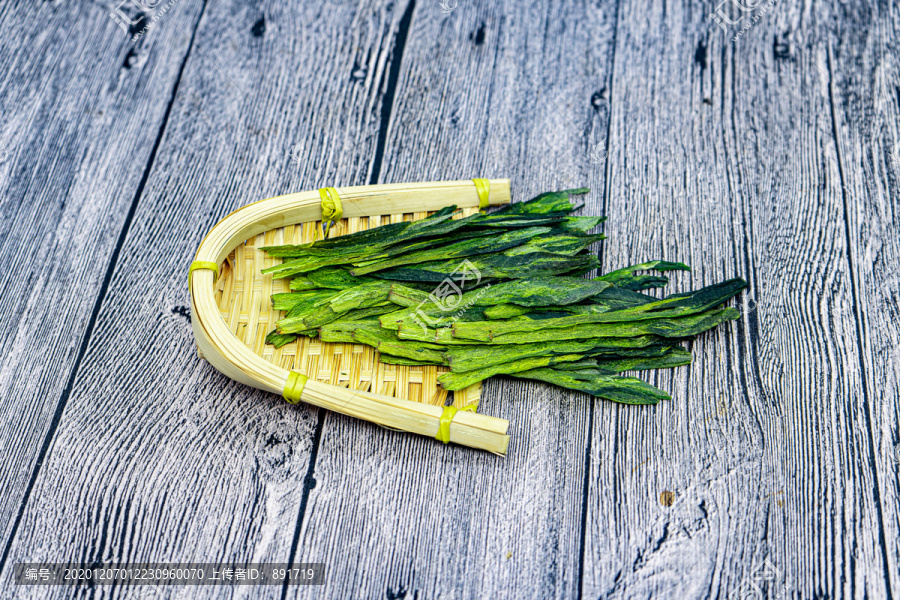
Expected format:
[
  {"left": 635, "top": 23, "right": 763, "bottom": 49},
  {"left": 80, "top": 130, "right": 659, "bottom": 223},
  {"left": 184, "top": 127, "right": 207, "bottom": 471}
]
[
  {"left": 378, "top": 354, "right": 439, "bottom": 366},
  {"left": 450, "top": 308, "right": 741, "bottom": 343},
  {"left": 354, "top": 328, "right": 448, "bottom": 364},
  {"left": 350, "top": 227, "right": 553, "bottom": 276},
  {"left": 374, "top": 251, "right": 600, "bottom": 282},
  {"left": 306, "top": 267, "right": 379, "bottom": 289},
  {"left": 557, "top": 216, "right": 607, "bottom": 233},
  {"left": 504, "top": 232, "right": 605, "bottom": 256},
  {"left": 598, "top": 260, "right": 690, "bottom": 290},
  {"left": 513, "top": 369, "right": 670, "bottom": 404},
  {"left": 318, "top": 319, "right": 382, "bottom": 343},
  {"left": 288, "top": 276, "right": 320, "bottom": 291},
  {"left": 593, "top": 347, "right": 692, "bottom": 373},
  {"left": 265, "top": 330, "right": 299, "bottom": 348},
  {"left": 492, "top": 188, "right": 588, "bottom": 215},
  {"left": 451, "top": 280, "right": 746, "bottom": 339},
  {"left": 445, "top": 339, "right": 600, "bottom": 373},
  {"left": 262, "top": 206, "right": 459, "bottom": 257},
  {"left": 437, "top": 353, "right": 586, "bottom": 390}
]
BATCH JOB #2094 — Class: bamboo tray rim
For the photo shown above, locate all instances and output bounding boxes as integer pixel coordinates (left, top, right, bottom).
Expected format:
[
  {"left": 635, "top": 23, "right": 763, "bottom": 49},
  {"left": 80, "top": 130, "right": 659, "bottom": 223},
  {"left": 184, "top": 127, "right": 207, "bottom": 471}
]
[{"left": 189, "top": 179, "right": 512, "bottom": 454}]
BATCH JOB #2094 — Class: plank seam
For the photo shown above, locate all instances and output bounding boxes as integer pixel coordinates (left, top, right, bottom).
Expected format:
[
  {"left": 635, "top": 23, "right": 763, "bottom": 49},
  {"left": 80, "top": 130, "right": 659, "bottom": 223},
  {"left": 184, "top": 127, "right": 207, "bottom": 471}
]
[
  {"left": 277, "top": 1, "right": 418, "bottom": 589},
  {"left": 726, "top": 38, "right": 775, "bottom": 595},
  {"left": 578, "top": 0, "right": 622, "bottom": 595},
  {"left": 576, "top": 397, "right": 594, "bottom": 600},
  {"left": 280, "top": 408, "right": 325, "bottom": 600},
  {"left": 368, "top": 0, "right": 417, "bottom": 185},
  {"left": 0, "top": 0, "right": 209, "bottom": 577},
  {"left": 826, "top": 42, "right": 896, "bottom": 599}
]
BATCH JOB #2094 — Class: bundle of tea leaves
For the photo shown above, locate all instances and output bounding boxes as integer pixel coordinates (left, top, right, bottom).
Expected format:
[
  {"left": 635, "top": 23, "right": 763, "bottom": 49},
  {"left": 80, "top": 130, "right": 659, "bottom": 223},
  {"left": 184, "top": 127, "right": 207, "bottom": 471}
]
[{"left": 260, "top": 189, "right": 745, "bottom": 405}]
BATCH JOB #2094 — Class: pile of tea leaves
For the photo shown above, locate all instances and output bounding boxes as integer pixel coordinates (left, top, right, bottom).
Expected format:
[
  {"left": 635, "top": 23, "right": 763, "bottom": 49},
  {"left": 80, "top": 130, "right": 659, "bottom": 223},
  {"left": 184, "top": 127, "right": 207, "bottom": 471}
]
[{"left": 260, "top": 189, "right": 746, "bottom": 405}]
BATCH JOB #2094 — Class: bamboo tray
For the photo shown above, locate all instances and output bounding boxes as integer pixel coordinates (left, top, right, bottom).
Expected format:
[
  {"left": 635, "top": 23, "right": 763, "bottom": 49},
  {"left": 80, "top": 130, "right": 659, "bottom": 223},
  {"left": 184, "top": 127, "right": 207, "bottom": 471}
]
[{"left": 189, "top": 180, "right": 512, "bottom": 454}]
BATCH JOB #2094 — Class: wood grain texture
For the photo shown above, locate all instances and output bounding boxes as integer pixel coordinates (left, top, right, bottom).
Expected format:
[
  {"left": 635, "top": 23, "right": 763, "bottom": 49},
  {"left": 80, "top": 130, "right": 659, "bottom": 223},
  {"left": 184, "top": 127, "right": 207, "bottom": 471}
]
[
  {"left": 0, "top": 0, "right": 897, "bottom": 598},
  {"left": 0, "top": 0, "right": 413, "bottom": 597},
  {"left": 0, "top": 0, "right": 204, "bottom": 562},
  {"left": 828, "top": 1, "right": 900, "bottom": 594},
  {"left": 582, "top": 0, "right": 899, "bottom": 598},
  {"left": 288, "top": 1, "right": 619, "bottom": 598}
]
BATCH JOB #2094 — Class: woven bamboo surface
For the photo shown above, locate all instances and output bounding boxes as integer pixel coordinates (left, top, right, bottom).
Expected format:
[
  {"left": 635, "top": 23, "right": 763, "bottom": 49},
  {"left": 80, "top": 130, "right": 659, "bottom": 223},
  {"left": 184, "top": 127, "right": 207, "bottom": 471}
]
[{"left": 214, "top": 208, "right": 482, "bottom": 410}]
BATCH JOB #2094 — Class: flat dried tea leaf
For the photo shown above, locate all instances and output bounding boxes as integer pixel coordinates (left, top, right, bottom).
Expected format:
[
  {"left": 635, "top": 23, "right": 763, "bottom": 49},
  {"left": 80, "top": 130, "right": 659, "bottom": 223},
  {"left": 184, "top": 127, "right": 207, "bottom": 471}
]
[
  {"left": 264, "top": 329, "right": 316, "bottom": 348},
  {"left": 356, "top": 223, "right": 497, "bottom": 264},
  {"left": 593, "top": 347, "right": 692, "bottom": 373},
  {"left": 306, "top": 267, "right": 379, "bottom": 289},
  {"left": 262, "top": 253, "right": 364, "bottom": 279},
  {"left": 445, "top": 339, "right": 601, "bottom": 373},
  {"left": 350, "top": 227, "right": 553, "bottom": 275},
  {"left": 471, "top": 277, "right": 612, "bottom": 307},
  {"left": 269, "top": 290, "right": 340, "bottom": 314},
  {"left": 265, "top": 330, "right": 299, "bottom": 348},
  {"left": 286, "top": 303, "right": 394, "bottom": 331},
  {"left": 484, "top": 302, "right": 618, "bottom": 319},
  {"left": 354, "top": 328, "right": 447, "bottom": 364},
  {"left": 557, "top": 216, "right": 607, "bottom": 233},
  {"left": 318, "top": 319, "right": 382, "bottom": 343},
  {"left": 491, "top": 188, "right": 588, "bottom": 215},
  {"left": 437, "top": 353, "right": 587, "bottom": 390},
  {"left": 262, "top": 206, "right": 459, "bottom": 257},
  {"left": 278, "top": 284, "right": 394, "bottom": 331},
  {"left": 288, "top": 276, "right": 319, "bottom": 291},
  {"left": 326, "top": 282, "right": 394, "bottom": 313},
  {"left": 451, "top": 279, "right": 746, "bottom": 339},
  {"left": 373, "top": 251, "right": 600, "bottom": 282},
  {"left": 590, "top": 286, "right": 659, "bottom": 309},
  {"left": 259, "top": 186, "right": 746, "bottom": 406},
  {"left": 503, "top": 232, "right": 605, "bottom": 256},
  {"left": 378, "top": 354, "right": 439, "bottom": 366},
  {"left": 598, "top": 260, "right": 690, "bottom": 290},
  {"left": 450, "top": 308, "right": 740, "bottom": 343},
  {"left": 468, "top": 214, "right": 570, "bottom": 228},
  {"left": 513, "top": 369, "right": 671, "bottom": 404}
]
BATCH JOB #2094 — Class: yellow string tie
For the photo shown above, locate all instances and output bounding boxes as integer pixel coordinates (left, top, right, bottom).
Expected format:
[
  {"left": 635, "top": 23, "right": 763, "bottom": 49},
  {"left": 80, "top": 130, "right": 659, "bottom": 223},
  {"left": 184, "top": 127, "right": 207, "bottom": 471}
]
[
  {"left": 188, "top": 261, "right": 219, "bottom": 283},
  {"left": 436, "top": 405, "right": 459, "bottom": 444},
  {"left": 460, "top": 402, "right": 479, "bottom": 412},
  {"left": 472, "top": 178, "right": 490, "bottom": 211},
  {"left": 283, "top": 371, "right": 308, "bottom": 404},
  {"left": 318, "top": 187, "right": 343, "bottom": 239}
]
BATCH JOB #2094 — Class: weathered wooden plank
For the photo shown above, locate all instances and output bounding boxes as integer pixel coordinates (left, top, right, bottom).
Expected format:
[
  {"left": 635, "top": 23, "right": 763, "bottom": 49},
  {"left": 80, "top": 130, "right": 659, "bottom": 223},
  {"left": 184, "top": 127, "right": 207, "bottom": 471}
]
[
  {"left": 828, "top": 4, "right": 900, "bottom": 595},
  {"left": 2, "top": 1, "right": 893, "bottom": 598},
  {"left": 0, "top": 0, "right": 205, "bottom": 566},
  {"left": 288, "top": 2, "right": 619, "bottom": 598},
  {"left": 582, "top": 0, "right": 897, "bottom": 598},
  {"left": 0, "top": 0, "right": 413, "bottom": 597}
]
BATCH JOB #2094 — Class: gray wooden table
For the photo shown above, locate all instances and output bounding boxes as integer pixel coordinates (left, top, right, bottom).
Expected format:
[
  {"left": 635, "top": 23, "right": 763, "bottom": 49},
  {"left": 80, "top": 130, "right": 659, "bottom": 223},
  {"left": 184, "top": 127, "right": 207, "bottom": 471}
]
[{"left": 1, "top": 0, "right": 898, "bottom": 598}]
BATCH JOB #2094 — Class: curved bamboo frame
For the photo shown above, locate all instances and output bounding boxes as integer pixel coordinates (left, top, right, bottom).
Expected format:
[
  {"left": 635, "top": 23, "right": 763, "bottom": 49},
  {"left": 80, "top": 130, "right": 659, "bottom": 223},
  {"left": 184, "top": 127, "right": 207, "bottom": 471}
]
[{"left": 189, "top": 180, "right": 512, "bottom": 454}]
